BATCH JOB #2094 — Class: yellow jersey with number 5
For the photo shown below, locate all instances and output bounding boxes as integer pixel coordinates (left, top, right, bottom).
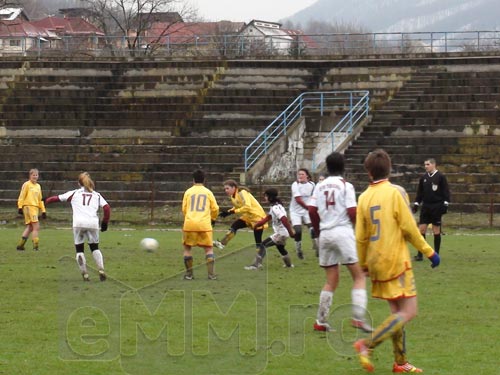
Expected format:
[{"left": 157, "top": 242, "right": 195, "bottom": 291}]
[{"left": 356, "top": 180, "right": 433, "bottom": 282}]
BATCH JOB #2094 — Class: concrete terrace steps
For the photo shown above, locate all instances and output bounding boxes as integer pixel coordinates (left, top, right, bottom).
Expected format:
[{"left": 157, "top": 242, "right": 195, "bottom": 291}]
[
  {"left": 2, "top": 57, "right": 499, "bottom": 212},
  {"left": 0, "top": 152, "right": 243, "bottom": 164},
  {"left": 0, "top": 161, "right": 237, "bottom": 173},
  {"left": 0, "top": 170, "right": 229, "bottom": 183},
  {"left": 202, "top": 96, "right": 293, "bottom": 105},
  {"left": 202, "top": 88, "right": 305, "bottom": 97},
  {"left": 0, "top": 102, "right": 199, "bottom": 112},
  {"left": 1, "top": 110, "right": 191, "bottom": 120},
  {"left": 1, "top": 119, "right": 183, "bottom": 129},
  {"left": 0, "top": 136, "right": 255, "bottom": 146},
  {"left": 340, "top": 64, "right": 500, "bottom": 213}
]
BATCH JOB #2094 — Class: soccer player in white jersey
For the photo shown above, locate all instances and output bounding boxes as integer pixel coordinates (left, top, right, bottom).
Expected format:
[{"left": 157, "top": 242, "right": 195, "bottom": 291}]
[
  {"left": 308, "top": 152, "right": 372, "bottom": 333},
  {"left": 289, "top": 168, "right": 316, "bottom": 259},
  {"left": 246, "top": 188, "right": 295, "bottom": 270},
  {"left": 45, "top": 172, "right": 111, "bottom": 282}
]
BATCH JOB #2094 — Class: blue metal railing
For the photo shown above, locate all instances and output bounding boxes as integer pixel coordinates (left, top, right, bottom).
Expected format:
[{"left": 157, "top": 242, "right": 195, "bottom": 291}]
[
  {"left": 244, "top": 91, "right": 369, "bottom": 172},
  {"left": 311, "top": 91, "right": 370, "bottom": 172}
]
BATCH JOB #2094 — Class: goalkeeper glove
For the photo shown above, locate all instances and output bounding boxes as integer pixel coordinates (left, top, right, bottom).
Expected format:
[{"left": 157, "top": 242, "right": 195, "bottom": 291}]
[
  {"left": 101, "top": 221, "right": 108, "bottom": 232},
  {"left": 18, "top": 208, "right": 23, "bottom": 215},
  {"left": 412, "top": 203, "right": 419, "bottom": 214},
  {"left": 41, "top": 212, "right": 47, "bottom": 220},
  {"left": 219, "top": 209, "right": 234, "bottom": 218},
  {"left": 428, "top": 252, "right": 440, "bottom": 268}
]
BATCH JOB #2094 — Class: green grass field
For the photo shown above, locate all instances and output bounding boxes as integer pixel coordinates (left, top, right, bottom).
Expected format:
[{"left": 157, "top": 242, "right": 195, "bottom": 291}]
[{"left": 1, "top": 221, "right": 498, "bottom": 375}]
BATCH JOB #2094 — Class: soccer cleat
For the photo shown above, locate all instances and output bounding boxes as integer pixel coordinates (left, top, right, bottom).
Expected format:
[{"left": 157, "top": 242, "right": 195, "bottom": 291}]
[
  {"left": 313, "top": 319, "right": 335, "bottom": 332},
  {"left": 414, "top": 254, "right": 423, "bottom": 261},
  {"left": 33, "top": 247, "right": 39, "bottom": 251},
  {"left": 213, "top": 240, "right": 225, "bottom": 250},
  {"left": 282, "top": 263, "right": 295, "bottom": 268},
  {"left": 352, "top": 318, "right": 374, "bottom": 333},
  {"left": 392, "top": 362, "right": 423, "bottom": 373},
  {"left": 208, "top": 274, "right": 217, "bottom": 280},
  {"left": 296, "top": 249, "right": 304, "bottom": 260},
  {"left": 184, "top": 274, "right": 194, "bottom": 280},
  {"left": 353, "top": 339, "right": 374, "bottom": 372},
  {"left": 99, "top": 270, "right": 107, "bottom": 282},
  {"left": 82, "top": 273, "right": 90, "bottom": 282},
  {"left": 16, "top": 245, "right": 25, "bottom": 251},
  {"left": 244, "top": 263, "right": 262, "bottom": 270}
]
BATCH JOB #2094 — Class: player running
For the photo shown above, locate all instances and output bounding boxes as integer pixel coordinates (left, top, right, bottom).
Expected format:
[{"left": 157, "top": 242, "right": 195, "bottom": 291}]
[
  {"left": 246, "top": 188, "right": 295, "bottom": 270},
  {"left": 45, "top": 172, "right": 111, "bottom": 282},
  {"left": 308, "top": 152, "right": 372, "bottom": 333},
  {"left": 354, "top": 149, "right": 440, "bottom": 373}
]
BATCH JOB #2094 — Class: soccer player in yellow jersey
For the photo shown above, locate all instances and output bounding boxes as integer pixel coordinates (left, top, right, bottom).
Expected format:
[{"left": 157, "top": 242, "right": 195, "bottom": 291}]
[
  {"left": 354, "top": 149, "right": 440, "bottom": 374},
  {"left": 17, "top": 168, "right": 46, "bottom": 251},
  {"left": 182, "top": 170, "right": 219, "bottom": 280},
  {"left": 213, "top": 179, "right": 268, "bottom": 259}
]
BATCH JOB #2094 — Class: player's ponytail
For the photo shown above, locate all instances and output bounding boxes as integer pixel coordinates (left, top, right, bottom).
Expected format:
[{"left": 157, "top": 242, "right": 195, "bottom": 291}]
[{"left": 78, "top": 172, "right": 95, "bottom": 192}]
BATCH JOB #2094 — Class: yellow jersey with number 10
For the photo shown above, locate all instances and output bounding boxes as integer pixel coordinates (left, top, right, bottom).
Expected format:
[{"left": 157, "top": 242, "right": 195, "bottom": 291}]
[{"left": 182, "top": 184, "right": 219, "bottom": 232}]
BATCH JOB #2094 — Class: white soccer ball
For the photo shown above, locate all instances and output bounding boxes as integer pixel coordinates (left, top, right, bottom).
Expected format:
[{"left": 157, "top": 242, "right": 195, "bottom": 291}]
[{"left": 140, "top": 237, "right": 159, "bottom": 252}]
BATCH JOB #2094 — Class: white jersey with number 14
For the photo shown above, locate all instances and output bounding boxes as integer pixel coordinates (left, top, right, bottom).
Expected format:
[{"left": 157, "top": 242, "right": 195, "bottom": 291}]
[{"left": 309, "top": 176, "right": 356, "bottom": 230}]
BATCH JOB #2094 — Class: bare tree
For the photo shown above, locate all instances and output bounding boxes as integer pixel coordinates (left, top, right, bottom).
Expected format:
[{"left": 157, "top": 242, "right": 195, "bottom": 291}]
[{"left": 79, "top": 0, "right": 197, "bottom": 56}]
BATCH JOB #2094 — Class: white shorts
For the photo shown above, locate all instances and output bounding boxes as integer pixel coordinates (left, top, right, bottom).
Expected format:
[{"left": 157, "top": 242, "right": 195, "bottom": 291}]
[
  {"left": 73, "top": 227, "right": 100, "bottom": 245},
  {"left": 290, "top": 212, "right": 311, "bottom": 226},
  {"left": 318, "top": 226, "right": 358, "bottom": 267},
  {"left": 270, "top": 233, "right": 289, "bottom": 246}
]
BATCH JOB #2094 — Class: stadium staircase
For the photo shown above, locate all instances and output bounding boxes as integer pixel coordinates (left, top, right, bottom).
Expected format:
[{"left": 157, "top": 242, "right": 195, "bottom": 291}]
[
  {"left": 0, "top": 58, "right": 499, "bottom": 215},
  {"left": 0, "top": 60, "right": 322, "bottom": 207},
  {"left": 343, "top": 65, "right": 500, "bottom": 213}
]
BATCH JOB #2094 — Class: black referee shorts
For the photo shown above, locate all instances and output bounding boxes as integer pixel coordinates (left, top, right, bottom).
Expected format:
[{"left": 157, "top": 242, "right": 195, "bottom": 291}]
[{"left": 419, "top": 203, "right": 443, "bottom": 226}]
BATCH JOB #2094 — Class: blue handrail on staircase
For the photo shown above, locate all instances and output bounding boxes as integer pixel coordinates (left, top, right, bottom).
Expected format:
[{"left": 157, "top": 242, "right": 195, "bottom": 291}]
[{"left": 244, "top": 91, "right": 370, "bottom": 172}]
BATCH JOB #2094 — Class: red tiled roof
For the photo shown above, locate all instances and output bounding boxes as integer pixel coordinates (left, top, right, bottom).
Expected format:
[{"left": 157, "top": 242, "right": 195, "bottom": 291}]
[
  {"left": 143, "top": 21, "right": 245, "bottom": 44},
  {"left": 31, "top": 16, "right": 104, "bottom": 36},
  {"left": 0, "top": 20, "right": 52, "bottom": 37}
]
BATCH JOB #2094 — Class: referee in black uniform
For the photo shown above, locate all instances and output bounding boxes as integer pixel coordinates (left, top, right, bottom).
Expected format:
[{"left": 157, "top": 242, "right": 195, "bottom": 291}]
[{"left": 412, "top": 158, "right": 450, "bottom": 260}]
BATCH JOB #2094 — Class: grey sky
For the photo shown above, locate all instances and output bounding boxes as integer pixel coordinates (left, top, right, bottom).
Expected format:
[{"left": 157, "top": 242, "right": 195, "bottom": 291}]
[{"left": 191, "top": 0, "right": 317, "bottom": 22}]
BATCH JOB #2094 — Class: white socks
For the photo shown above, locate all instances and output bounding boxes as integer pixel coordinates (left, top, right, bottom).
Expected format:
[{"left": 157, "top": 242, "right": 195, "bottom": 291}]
[
  {"left": 92, "top": 249, "right": 104, "bottom": 270},
  {"left": 352, "top": 288, "right": 368, "bottom": 320},
  {"left": 317, "top": 290, "right": 333, "bottom": 323},
  {"left": 76, "top": 253, "right": 87, "bottom": 273}
]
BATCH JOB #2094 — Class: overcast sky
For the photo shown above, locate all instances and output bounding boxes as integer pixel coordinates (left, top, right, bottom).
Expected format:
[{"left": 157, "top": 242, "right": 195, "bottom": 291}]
[{"left": 190, "top": 0, "right": 317, "bottom": 22}]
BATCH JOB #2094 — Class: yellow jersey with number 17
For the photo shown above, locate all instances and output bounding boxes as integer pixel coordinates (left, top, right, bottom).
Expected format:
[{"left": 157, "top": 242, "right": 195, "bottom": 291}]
[{"left": 356, "top": 180, "right": 434, "bottom": 282}]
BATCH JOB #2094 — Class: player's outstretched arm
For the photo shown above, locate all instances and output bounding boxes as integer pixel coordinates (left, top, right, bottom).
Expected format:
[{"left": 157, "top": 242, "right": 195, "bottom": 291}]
[{"left": 44, "top": 196, "right": 61, "bottom": 205}]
